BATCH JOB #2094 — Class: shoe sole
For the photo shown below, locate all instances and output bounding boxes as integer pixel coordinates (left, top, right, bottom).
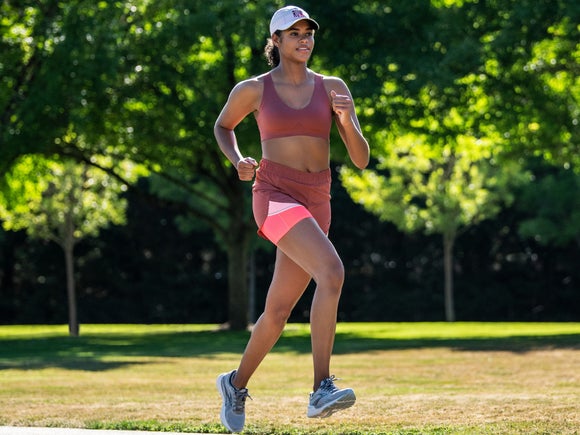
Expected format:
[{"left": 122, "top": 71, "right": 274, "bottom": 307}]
[
  {"left": 307, "top": 390, "right": 356, "bottom": 418},
  {"left": 216, "top": 373, "right": 242, "bottom": 433}
]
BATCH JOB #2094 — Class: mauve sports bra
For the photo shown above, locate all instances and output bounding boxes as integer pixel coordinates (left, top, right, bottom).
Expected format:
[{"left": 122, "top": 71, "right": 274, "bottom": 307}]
[{"left": 256, "top": 72, "right": 332, "bottom": 142}]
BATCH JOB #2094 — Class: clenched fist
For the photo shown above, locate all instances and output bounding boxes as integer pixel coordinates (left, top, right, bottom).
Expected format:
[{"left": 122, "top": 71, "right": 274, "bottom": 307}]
[
  {"left": 236, "top": 157, "right": 258, "bottom": 181},
  {"left": 330, "top": 90, "right": 354, "bottom": 125}
]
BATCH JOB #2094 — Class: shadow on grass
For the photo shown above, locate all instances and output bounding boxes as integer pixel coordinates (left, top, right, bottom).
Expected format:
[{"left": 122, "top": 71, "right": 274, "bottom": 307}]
[
  {"left": 331, "top": 332, "right": 580, "bottom": 354},
  {"left": 0, "top": 326, "right": 578, "bottom": 372}
]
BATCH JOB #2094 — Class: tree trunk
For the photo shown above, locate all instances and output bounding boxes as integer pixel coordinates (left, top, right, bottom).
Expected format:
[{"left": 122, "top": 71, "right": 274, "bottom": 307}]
[
  {"left": 226, "top": 231, "right": 251, "bottom": 331},
  {"left": 63, "top": 211, "right": 78, "bottom": 337},
  {"left": 223, "top": 182, "right": 253, "bottom": 331},
  {"left": 443, "top": 232, "right": 456, "bottom": 322},
  {"left": 219, "top": 162, "right": 256, "bottom": 331},
  {"left": 64, "top": 243, "right": 78, "bottom": 336},
  {"left": 248, "top": 249, "right": 256, "bottom": 323}
]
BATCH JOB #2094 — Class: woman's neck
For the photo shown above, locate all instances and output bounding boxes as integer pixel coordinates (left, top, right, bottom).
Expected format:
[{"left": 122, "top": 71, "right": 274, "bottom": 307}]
[{"left": 273, "top": 63, "right": 311, "bottom": 85}]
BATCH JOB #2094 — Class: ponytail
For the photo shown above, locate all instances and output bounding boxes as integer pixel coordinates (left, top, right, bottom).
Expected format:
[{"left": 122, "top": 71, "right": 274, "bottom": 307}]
[{"left": 264, "top": 31, "right": 281, "bottom": 67}]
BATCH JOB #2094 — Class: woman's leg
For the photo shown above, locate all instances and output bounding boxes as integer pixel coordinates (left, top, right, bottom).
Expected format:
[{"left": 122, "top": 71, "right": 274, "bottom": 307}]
[
  {"left": 232, "top": 247, "right": 312, "bottom": 389},
  {"left": 274, "top": 218, "right": 345, "bottom": 392}
]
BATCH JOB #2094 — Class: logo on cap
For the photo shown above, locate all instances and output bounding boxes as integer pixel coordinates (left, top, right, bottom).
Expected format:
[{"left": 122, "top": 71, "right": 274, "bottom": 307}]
[{"left": 269, "top": 6, "right": 319, "bottom": 35}]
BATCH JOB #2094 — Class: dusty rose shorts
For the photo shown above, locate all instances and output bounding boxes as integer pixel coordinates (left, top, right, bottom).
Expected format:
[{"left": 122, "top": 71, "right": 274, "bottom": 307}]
[{"left": 252, "top": 159, "right": 331, "bottom": 245}]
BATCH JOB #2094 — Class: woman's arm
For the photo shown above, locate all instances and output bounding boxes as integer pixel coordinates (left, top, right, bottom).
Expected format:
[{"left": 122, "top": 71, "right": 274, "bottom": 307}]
[
  {"left": 214, "top": 80, "right": 261, "bottom": 180},
  {"left": 326, "top": 77, "right": 370, "bottom": 170}
]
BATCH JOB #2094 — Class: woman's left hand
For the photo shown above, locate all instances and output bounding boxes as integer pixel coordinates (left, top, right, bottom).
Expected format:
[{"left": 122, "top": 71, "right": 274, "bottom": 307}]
[{"left": 330, "top": 90, "right": 354, "bottom": 125}]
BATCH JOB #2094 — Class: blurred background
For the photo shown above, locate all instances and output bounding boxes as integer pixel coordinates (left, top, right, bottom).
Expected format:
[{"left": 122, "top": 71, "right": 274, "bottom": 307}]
[{"left": 1, "top": 0, "right": 578, "bottom": 335}]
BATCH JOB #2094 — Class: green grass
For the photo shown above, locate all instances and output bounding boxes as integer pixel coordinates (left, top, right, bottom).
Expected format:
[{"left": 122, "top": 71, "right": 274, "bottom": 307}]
[{"left": 0, "top": 322, "right": 579, "bottom": 434}]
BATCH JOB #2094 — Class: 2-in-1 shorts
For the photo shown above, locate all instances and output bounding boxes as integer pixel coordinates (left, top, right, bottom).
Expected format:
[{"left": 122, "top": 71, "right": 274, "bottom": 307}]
[{"left": 252, "top": 159, "right": 331, "bottom": 245}]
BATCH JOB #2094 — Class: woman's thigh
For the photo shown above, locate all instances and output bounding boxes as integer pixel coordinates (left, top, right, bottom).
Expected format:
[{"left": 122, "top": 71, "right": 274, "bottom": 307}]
[
  {"left": 263, "top": 248, "right": 312, "bottom": 315},
  {"left": 275, "top": 217, "right": 343, "bottom": 286}
]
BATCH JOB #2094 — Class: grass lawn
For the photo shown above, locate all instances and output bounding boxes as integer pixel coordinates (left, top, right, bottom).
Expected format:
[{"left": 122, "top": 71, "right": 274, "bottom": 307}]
[{"left": 0, "top": 322, "right": 578, "bottom": 434}]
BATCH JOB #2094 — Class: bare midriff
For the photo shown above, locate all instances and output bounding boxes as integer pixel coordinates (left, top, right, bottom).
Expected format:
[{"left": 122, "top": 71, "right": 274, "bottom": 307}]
[{"left": 261, "top": 136, "right": 330, "bottom": 173}]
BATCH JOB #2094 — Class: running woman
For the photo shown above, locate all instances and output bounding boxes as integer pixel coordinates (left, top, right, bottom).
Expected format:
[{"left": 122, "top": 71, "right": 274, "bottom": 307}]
[{"left": 214, "top": 5, "right": 369, "bottom": 433}]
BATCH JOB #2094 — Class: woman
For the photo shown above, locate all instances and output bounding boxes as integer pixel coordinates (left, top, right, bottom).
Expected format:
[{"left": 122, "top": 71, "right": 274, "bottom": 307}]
[{"left": 214, "top": 5, "right": 369, "bottom": 433}]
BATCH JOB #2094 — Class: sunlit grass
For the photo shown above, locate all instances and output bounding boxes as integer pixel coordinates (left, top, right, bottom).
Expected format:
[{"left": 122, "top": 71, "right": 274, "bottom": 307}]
[{"left": 0, "top": 323, "right": 578, "bottom": 434}]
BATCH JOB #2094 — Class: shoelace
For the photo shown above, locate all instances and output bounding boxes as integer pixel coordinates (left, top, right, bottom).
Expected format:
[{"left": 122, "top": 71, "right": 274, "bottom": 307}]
[
  {"left": 318, "top": 375, "right": 340, "bottom": 394},
  {"left": 233, "top": 387, "right": 252, "bottom": 413}
]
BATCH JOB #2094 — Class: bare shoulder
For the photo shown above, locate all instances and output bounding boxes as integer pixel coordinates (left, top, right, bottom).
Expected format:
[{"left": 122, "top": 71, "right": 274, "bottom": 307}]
[
  {"left": 229, "top": 74, "right": 267, "bottom": 100},
  {"left": 321, "top": 74, "right": 350, "bottom": 95},
  {"left": 224, "top": 73, "right": 269, "bottom": 113}
]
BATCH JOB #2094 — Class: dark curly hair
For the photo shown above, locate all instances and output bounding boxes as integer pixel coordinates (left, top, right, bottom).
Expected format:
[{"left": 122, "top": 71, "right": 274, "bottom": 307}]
[{"left": 264, "top": 31, "right": 281, "bottom": 67}]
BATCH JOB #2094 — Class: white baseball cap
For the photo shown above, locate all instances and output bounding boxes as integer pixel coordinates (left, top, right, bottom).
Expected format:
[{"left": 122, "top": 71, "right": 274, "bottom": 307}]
[{"left": 269, "top": 5, "right": 319, "bottom": 35}]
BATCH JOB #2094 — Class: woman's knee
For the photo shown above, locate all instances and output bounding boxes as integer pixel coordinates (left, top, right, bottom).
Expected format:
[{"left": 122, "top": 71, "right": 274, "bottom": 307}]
[
  {"left": 263, "top": 304, "right": 293, "bottom": 327},
  {"left": 315, "top": 256, "right": 344, "bottom": 291}
]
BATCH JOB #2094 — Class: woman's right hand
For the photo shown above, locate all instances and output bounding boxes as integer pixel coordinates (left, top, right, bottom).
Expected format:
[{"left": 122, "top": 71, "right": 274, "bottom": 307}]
[{"left": 236, "top": 157, "right": 258, "bottom": 181}]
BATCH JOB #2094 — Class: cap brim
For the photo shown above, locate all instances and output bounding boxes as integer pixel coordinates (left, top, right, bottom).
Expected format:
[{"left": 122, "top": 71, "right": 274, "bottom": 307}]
[{"left": 278, "top": 18, "right": 319, "bottom": 32}]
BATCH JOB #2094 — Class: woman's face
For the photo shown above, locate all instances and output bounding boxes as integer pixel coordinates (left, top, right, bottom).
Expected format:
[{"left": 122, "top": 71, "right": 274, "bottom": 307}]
[{"left": 276, "top": 20, "right": 316, "bottom": 62}]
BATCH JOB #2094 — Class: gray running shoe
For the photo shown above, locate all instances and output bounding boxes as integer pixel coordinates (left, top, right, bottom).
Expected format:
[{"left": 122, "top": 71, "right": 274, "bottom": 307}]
[
  {"left": 307, "top": 375, "right": 356, "bottom": 418},
  {"left": 216, "top": 370, "right": 251, "bottom": 433}
]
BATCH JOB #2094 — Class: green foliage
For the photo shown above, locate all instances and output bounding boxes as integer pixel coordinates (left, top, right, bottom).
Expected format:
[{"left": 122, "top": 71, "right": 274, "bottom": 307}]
[
  {"left": 517, "top": 166, "right": 580, "bottom": 246},
  {"left": 1, "top": 0, "right": 282, "bottom": 329},
  {"left": 1, "top": 0, "right": 579, "bottom": 326},
  {"left": 332, "top": 0, "right": 580, "bottom": 320},
  {"left": 341, "top": 51, "right": 530, "bottom": 238},
  {"left": 0, "top": 153, "right": 142, "bottom": 335},
  {"left": 0, "top": 155, "right": 128, "bottom": 244},
  {"left": 475, "top": 0, "right": 580, "bottom": 166},
  {"left": 342, "top": 132, "right": 528, "bottom": 238},
  {"left": 2, "top": 0, "right": 578, "bottom": 226}
]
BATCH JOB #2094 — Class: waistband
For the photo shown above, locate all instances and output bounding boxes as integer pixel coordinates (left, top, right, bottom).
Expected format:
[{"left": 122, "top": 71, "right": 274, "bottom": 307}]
[{"left": 257, "top": 159, "right": 331, "bottom": 184}]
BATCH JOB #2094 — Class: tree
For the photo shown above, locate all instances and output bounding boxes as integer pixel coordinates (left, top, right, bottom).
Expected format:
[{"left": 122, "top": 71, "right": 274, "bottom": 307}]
[
  {"left": 475, "top": 0, "right": 580, "bottom": 168},
  {"left": 0, "top": 0, "right": 266, "bottom": 330},
  {"left": 0, "top": 155, "right": 136, "bottom": 336},
  {"left": 2, "top": 0, "right": 578, "bottom": 328},
  {"left": 342, "top": 111, "right": 528, "bottom": 321},
  {"left": 338, "top": 0, "right": 579, "bottom": 321},
  {"left": 517, "top": 163, "right": 580, "bottom": 248},
  {"left": 84, "top": 0, "right": 273, "bottom": 329}
]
